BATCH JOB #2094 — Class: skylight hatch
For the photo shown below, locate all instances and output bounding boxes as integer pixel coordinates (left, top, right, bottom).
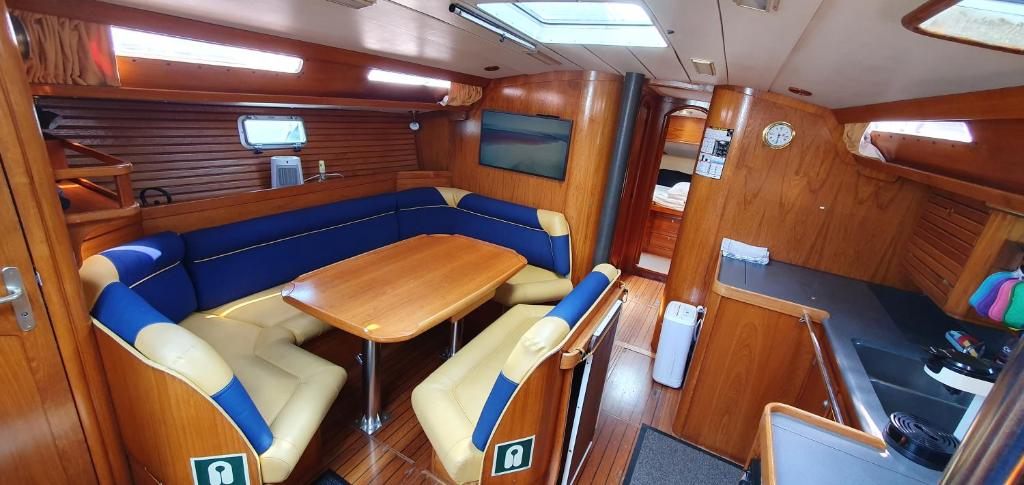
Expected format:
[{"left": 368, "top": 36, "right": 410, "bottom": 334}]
[
  {"left": 905, "top": 0, "right": 1024, "bottom": 54},
  {"left": 476, "top": 2, "right": 667, "bottom": 47}
]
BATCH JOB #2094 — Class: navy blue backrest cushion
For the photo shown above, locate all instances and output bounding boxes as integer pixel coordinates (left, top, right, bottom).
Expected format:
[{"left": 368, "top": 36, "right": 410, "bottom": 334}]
[
  {"left": 455, "top": 193, "right": 562, "bottom": 274},
  {"left": 99, "top": 232, "right": 197, "bottom": 322},
  {"left": 395, "top": 188, "right": 456, "bottom": 239},
  {"left": 182, "top": 193, "right": 400, "bottom": 309}
]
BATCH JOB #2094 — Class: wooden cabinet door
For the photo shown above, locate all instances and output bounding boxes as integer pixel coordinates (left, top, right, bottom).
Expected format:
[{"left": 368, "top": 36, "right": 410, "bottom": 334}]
[{"left": 673, "top": 295, "right": 817, "bottom": 462}]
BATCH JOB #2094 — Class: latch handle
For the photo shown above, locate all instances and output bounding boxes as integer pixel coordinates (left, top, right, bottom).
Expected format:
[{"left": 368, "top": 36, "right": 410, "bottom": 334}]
[{"left": 1, "top": 267, "right": 35, "bottom": 332}]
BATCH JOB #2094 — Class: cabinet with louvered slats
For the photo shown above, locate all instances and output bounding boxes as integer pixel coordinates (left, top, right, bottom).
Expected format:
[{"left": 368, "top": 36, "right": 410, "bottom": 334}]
[{"left": 905, "top": 191, "right": 990, "bottom": 309}]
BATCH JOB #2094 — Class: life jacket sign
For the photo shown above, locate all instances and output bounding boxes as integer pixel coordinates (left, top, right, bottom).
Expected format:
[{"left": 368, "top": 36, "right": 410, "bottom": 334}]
[
  {"left": 190, "top": 453, "right": 250, "bottom": 485},
  {"left": 492, "top": 435, "right": 535, "bottom": 477}
]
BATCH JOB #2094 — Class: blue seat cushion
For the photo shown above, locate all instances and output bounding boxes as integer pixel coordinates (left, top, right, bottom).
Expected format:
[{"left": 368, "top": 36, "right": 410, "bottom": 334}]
[
  {"left": 395, "top": 188, "right": 457, "bottom": 239},
  {"left": 455, "top": 194, "right": 565, "bottom": 275},
  {"left": 99, "top": 232, "right": 197, "bottom": 323},
  {"left": 182, "top": 193, "right": 400, "bottom": 309}
]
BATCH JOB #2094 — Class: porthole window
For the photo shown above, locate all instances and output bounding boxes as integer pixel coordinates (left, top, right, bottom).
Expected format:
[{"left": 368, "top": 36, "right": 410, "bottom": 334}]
[{"left": 237, "top": 115, "right": 307, "bottom": 150}]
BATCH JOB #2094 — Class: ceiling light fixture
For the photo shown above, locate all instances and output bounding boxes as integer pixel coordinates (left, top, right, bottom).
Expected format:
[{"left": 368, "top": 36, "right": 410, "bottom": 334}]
[
  {"left": 690, "top": 58, "right": 716, "bottom": 76},
  {"left": 449, "top": 4, "right": 537, "bottom": 50},
  {"left": 475, "top": 2, "right": 667, "bottom": 47},
  {"left": 733, "top": 0, "right": 781, "bottom": 13},
  {"left": 788, "top": 86, "right": 812, "bottom": 96},
  {"left": 367, "top": 68, "right": 451, "bottom": 88}
]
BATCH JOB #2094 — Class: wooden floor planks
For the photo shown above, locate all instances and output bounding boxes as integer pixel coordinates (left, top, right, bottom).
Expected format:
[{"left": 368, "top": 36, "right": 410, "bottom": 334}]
[{"left": 308, "top": 274, "right": 672, "bottom": 484}]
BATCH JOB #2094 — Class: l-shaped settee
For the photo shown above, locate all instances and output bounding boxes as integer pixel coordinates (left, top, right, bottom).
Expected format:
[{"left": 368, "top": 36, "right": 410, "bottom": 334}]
[{"left": 79, "top": 186, "right": 577, "bottom": 483}]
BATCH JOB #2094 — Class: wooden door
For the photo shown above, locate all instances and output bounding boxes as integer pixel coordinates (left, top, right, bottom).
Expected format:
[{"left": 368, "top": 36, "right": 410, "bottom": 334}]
[
  {"left": 0, "top": 155, "right": 98, "bottom": 482},
  {"left": 0, "top": 155, "right": 97, "bottom": 482},
  {"left": 0, "top": 2, "right": 97, "bottom": 482},
  {"left": 672, "top": 295, "right": 817, "bottom": 463}
]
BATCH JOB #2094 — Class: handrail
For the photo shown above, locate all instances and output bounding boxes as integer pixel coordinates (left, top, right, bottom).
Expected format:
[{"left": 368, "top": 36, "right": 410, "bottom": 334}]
[
  {"left": 801, "top": 311, "right": 846, "bottom": 425},
  {"left": 50, "top": 137, "right": 137, "bottom": 212}
]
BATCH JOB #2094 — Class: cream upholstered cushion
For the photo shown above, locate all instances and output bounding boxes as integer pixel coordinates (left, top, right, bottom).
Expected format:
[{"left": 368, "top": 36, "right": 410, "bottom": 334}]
[
  {"left": 411, "top": 304, "right": 553, "bottom": 484},
  {"left": 203, "top": 284, "right": 332, "bottom": 344},
  {"left": 492, "top": 265, "right": 574, "bottom": 306},
  {"left": 180, "top": 314, "right": 346, "bottom": 484}
]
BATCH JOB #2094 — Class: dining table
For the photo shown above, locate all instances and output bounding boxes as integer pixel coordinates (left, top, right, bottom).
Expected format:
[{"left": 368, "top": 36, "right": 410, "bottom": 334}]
[{"left": 283, "top": 234, "right": 526, "bottom": 434}]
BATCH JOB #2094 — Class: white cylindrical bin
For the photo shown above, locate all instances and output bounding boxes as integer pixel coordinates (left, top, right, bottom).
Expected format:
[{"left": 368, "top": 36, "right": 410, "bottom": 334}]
[{"left": 652, "top": 301, "right": 699, "bottom": 388}]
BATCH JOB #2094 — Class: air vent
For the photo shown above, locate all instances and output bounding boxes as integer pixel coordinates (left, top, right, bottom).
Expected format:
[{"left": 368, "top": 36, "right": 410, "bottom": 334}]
[
  {"left": 325, "top": 0, "right": 377, "bottom": 9},
  {"left": 733, "top": 0, "right": 781, "bottom": 13},
  {"left": 690, "top": 58, "right": 716, "bottom": 76},
  {"left": 527, "top": 51, "right": 562, "bottom": 66}
]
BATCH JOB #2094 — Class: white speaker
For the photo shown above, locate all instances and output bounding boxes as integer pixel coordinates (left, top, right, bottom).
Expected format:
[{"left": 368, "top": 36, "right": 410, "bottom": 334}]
[{"left": 271, "top": 156, "right": 303, "bottom": 188}]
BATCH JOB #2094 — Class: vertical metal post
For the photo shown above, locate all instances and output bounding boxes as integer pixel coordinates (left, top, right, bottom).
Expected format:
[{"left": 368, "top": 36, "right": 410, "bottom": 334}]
[
  {"left": 592, "top": 72, "right": 646, "bottom": 266},
  {"left": 359, "top": 339, "right": 388, "bottom": 434},
  {"left": 447, "top": 319, "right": 464, "bottom": 358}
]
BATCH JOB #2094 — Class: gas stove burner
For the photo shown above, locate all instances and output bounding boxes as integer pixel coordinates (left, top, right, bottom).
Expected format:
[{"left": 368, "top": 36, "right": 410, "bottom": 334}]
[{"left": 884, "top": 412, "right": 959, "bottom": 470}]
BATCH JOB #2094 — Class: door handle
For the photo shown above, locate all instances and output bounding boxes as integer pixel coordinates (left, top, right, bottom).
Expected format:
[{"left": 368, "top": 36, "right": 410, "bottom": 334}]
[{"left": 1, "top": 267, "right": 35, "bottom": 331}]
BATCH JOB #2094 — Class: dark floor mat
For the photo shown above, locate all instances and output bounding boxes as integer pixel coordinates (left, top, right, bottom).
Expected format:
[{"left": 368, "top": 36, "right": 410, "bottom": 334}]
[
  {"left": 311, "top": 469, "right": 352, "bottom": 485},
  {"left": 623, "top": 425, "right": 742, "bottom": 485}
]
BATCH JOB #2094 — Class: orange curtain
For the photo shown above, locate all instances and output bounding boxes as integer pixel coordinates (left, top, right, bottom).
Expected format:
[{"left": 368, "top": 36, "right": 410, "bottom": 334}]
[
  {"left": 10, "top": 10, "right": 120, "bottom": 86},
  {"left": 441, "top": 82, "right": 483, "bottom": 107}
]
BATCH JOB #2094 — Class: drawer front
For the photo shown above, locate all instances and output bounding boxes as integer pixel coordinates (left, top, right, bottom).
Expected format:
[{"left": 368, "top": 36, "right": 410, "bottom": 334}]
[
  {"left": 646, "top": 232, "right": 676, "bottom": 257},
  {"left": 650, "top": 212, "right": 682, "bottom": 236}
]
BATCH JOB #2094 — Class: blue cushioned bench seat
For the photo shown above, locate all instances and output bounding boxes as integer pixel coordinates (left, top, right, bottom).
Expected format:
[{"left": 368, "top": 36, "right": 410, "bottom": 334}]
[
  {"left": 80, "top": 186, "right": 576, "bottom": 483},
  {"left": 411, "top": 264, "right": 620, "bottom": 483}
]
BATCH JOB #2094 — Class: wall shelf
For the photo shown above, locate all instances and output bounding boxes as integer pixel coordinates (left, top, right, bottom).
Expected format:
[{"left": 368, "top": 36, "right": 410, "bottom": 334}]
[{"left": 32, "top": 85, "right": 459, "bottom": 113}]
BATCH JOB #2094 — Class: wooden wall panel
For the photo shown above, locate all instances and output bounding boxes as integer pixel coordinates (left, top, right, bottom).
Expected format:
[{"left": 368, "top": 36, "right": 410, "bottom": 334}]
[
  {"left": 664, "top": 115, "right": 705, "bottom": 144},
  {"left": 871, "top": 119, "right": 1024, "bottom": 195},
  {"left": 664, "top": 86, "right": 930, "bottom": 311},
  {"left": 437, "top": 71, "right": 623, "bottom": 282},
  {"left": 38, "top": 98, "right": 420, "bottom": 203}
]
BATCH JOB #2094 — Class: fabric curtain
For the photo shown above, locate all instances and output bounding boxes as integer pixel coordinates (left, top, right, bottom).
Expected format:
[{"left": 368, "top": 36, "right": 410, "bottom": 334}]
[
  {"left": 440, "top": 82, "right": 483, "bottom": 107},
  {"left": 842, "top": 122, "right": 885, "bottom": 161},
  {"left": 10, "top": 10, "right": 120, "bottom": 86}
]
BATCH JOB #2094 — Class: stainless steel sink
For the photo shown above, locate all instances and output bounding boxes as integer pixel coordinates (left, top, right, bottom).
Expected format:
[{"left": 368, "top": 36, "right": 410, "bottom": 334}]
[{"left": 853, "top": 340, "right": 970, "bottom": 433}]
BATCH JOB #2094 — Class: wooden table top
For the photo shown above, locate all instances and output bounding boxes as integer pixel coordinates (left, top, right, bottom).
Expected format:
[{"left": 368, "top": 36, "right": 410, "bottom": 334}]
[{"left": 283, "top": 234, "right": 527, "bottom": 343}]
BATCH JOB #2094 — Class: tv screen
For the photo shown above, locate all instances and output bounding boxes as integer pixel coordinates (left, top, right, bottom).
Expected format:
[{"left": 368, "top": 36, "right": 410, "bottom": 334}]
[{"left": 479, "top": 110, "right": 573, "bottom": 180}]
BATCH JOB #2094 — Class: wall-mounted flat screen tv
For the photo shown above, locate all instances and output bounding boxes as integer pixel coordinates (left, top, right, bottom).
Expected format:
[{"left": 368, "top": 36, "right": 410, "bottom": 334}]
[{"left": 479, "top": 110, "right": 573, "bottom": 180}]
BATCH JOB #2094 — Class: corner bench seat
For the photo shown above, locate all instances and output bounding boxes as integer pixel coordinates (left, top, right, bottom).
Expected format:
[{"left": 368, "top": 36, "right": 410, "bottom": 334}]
[
  {"left": 203, "top": 284, "right": 332, "bottom": 345},
  {"left": 81, "top": 186, "right": 575, "bottom": 483},
  {"left": 179, "top": 315, "right": 344, "bottom": 482},
  {"left": 412, "top": 265, "right": 620, "bottom": 483}
]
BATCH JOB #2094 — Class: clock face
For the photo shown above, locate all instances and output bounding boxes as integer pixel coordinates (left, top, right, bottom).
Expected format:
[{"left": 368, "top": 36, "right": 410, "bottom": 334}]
[{"left": 763, "top": 122, "right": 795, "bottom": 149}]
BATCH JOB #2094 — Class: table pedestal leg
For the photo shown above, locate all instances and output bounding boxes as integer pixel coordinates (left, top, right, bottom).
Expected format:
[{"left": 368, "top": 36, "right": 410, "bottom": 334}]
[
  {"left": 359, "top": 339, "right": 388, "bottom": 434},
  {"left": 444, "top": 319, "right": 464, "bottom": 359}
]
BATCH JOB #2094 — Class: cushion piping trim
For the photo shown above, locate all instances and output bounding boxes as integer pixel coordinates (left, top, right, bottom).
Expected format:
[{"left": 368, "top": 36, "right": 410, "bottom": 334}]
[
  {"left": 127, "top": 260, "right": 182, "bottom": 289},
  {"left": 454, "top": 207, "right": 546, "bottom": 233},
  {"left": 190, "top": 211, "right": 394, "bottom": 263}
]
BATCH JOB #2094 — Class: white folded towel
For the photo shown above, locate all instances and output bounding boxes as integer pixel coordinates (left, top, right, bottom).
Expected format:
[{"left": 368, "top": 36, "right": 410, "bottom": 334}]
[{"left": 721, "top": 238, "right": 770, "bottom": 265}]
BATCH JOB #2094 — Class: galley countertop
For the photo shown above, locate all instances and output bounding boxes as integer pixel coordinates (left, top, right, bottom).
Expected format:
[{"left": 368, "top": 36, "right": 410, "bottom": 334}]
[{"left": 715, "top": 256, "right": 1006, "bottom": 482}]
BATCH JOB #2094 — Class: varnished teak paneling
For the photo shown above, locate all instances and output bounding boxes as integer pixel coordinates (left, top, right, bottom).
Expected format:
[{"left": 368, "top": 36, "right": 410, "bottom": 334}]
[
  {"left": 38, "top": 98, "right": 420, "bottom": 203},
  {"left": 439, "top": 71, "right": 623, "bottom": 283},
  {"left": 663, "top": 86, "right": 928, "bottom": 317}
]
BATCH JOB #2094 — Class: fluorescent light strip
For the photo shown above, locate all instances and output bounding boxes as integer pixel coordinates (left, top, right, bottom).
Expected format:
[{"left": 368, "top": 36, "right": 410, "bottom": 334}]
[
  {"left": 449, "top": 4, "right": 537, "bottom": 50},
  {"left": 111, "top": 27, "right": 303, "bottom": 73},
  {"left": 367, "top": 68, "right": 451, "bottom": 88}
]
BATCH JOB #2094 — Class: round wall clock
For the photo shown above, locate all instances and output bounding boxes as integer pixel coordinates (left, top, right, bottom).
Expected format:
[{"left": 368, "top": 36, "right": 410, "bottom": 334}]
[{"left": 762, "top": 121, "right": 795, "bottom": 149}]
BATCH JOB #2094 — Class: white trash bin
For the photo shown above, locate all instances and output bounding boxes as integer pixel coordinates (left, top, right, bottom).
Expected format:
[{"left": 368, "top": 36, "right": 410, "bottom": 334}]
[{"left": 652, "top": 301, "right": 699, "bottom": 388}]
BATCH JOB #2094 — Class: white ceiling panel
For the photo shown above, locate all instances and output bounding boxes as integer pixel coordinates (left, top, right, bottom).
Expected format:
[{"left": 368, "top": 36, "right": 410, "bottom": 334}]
[
  {"left": 631, "top": 46, "right": 688, "bottom": 81},
  {"left": 771, "top": 0, "right": 1024, "bottom": 108},
  {"left": 643, "top": 0, "right": 726, "bottom": 85},
  {"left": 543, "top": 44, "right": 618, "bottom": 72},
  {"left": 586, "top": 46, "right": 652, "bottom": 77},
  {"left": 719, "top": 0, "right": 824, "bottom": 90}
]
